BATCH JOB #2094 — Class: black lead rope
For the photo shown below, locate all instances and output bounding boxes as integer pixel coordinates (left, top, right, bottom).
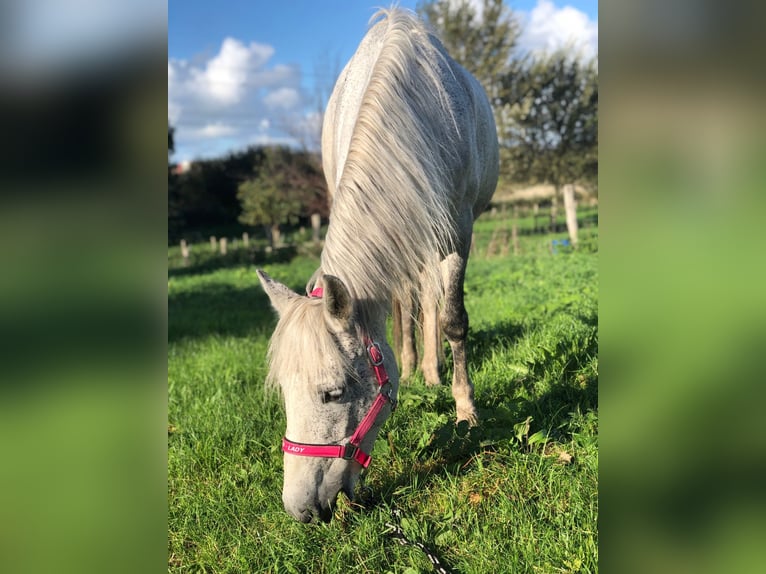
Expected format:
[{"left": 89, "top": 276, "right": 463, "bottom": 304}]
[
  {"left": 356, "top": 474, "right": 454, "bottom": 573},
  {"left": 384, "top": 508, "right": 454, "bottom": 574}
]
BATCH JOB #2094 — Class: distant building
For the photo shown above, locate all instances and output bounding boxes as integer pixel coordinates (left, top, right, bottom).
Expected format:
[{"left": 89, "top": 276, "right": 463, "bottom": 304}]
[{"left": 172, "top": 160, "right": 192, "bottom": 175}]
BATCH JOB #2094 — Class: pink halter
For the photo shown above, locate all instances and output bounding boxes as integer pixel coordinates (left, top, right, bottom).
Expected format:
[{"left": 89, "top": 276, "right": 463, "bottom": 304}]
[{"left": 280, "top": 287, "right": 396, "bottom": 468}]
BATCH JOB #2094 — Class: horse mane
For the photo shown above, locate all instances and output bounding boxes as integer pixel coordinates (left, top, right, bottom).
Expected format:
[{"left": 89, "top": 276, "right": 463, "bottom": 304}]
[
  {"left": 320, "top": 8, "right": 462, "bottom": 307},
  {"left": 265, "top": 297, "right": 353, "bottom": 392}
]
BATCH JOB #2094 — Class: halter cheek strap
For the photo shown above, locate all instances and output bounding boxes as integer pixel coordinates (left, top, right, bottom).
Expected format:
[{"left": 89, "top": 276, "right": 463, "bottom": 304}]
[{"left": 281, "top": 288, "right": 396, "bottom": 469}]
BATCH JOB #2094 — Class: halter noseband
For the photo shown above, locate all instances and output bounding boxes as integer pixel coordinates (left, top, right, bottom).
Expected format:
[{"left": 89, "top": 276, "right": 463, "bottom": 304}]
[{"left": 280, "top": 287, "right": 397, "bottom": 469}]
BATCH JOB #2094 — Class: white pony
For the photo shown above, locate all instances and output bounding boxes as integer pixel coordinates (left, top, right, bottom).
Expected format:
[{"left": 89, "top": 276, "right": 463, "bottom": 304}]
[{"left": 257, "top": 8, "right": 498, "bottom": 523}]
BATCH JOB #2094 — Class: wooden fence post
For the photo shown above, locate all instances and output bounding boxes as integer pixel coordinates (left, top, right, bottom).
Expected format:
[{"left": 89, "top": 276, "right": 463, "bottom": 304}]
[
  {"left": 563, "top": 183, "right": 579, "bottom": 247},
  {"left": 180, "top": 239, "right": 189, "bottom": 266},
  {"left": 219, "top": 237, "right": 228, "bottom": 255},
  {"left": 242, "top": 232, "right": 249, "bottom": 247},
  {"left": 512, "top": 204, "right": 519, "bottom": 255},
  {"left": 210, "top": 236, "right": 217, "bottom": 252},
  {"left": 311, "top": 213, "right": 321, "bottom": 245},
  {"left": 500, "top": 229, "right": 509, "bottom": 257}
]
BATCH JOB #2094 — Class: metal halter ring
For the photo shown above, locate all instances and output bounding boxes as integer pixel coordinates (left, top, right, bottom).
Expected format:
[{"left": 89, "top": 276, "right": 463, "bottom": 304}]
[{"left": 366, "top": 341, "right": 385, "bottom": 366}]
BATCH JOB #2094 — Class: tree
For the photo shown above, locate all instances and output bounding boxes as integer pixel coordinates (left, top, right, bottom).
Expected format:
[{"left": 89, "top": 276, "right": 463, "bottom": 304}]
[
  {"left": 168, "top": 146, "right": 266, "bottom": 239},
  {"left": 498, "top": 52, "right": 597, "bottom": 240},
  {"left": 168, "top": 124, "right": 185, "bottom": 241},
  {"left": 168, "top": 124, "right": 175, "bottom": 155},
  {"left": 418, "top": 0, "right": 520, "bottom": 95},
  {"left": 417, "top": 0, "right": 521, "bottom": 181},
  {"left": 499, "top": 52, "right": 598, "bottom": 190},
  {"left": 237, "top": 147, "right": 326, "bottom": 247},
  {"left": 418, "top": 0, "right": 597, "bottom": 195}
]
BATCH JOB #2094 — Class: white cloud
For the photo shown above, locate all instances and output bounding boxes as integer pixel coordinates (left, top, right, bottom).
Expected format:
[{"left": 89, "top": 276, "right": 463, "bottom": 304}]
[
  {"left": 168, "top": 62, "right": 180, "bottom": 123},
  {"left": 247, "top": 133, "right": 299, "bottom": 148},
  {"left": 263, "top": 87, "right": 302, "bottom": 110},
  {"left": 186, "top": 122, "right": 238, "bottom": 140},
  {"left": 168, "top": 36, "right": 312, "bottom": 161},
  {"left": 168, "top": 100, "right": 182, "bottom": 125},
  {"left": 252, "top": 64, "right": 298, "bottom": 89},
  {"left": 519, "top": 1, "right": 598, "bottom": 61},
  {"left": 189, "top": 38, "right": 274, "bottom": 106}
]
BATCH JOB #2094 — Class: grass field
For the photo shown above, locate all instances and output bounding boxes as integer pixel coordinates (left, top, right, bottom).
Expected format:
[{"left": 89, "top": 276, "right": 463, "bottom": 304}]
[{"left": 168, "top": 215, "right": 598, "bottom": 573}]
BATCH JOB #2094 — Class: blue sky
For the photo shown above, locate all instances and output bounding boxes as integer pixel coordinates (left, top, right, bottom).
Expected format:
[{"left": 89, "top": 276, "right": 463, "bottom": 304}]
[{"left": 169, "top": 1, "right": 598, "bottom": 163}]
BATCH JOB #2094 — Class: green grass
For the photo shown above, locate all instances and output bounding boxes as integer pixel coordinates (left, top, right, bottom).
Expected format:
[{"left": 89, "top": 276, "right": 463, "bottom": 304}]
[{"left": 168, "top": 214, "right": 598, "bottom": 573}]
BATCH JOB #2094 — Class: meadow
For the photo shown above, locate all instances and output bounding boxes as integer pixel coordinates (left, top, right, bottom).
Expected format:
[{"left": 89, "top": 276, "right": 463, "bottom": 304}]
[{"left": 168, "top": 210, "right": 598, "bottom": 573}]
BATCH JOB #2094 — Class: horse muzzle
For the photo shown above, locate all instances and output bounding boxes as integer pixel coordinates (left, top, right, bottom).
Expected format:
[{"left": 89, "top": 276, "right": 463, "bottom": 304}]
[
  {"left": 286, "top": 502, "right": 333, "bottom": 524},
  {"left": 282, "top": 469, "right": 358, "bottom": 523}
]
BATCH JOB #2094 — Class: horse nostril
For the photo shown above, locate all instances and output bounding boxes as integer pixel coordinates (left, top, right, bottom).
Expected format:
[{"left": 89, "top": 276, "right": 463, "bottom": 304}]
[
  {"left": 294, "top": 506, "right": 330, "bottom": 523},
  {"left": 297, "top": 509, "right": 313, "bottom": 523}
]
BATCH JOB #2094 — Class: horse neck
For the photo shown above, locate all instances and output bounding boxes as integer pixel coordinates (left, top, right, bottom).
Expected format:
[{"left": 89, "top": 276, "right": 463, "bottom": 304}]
[
  {"left": 319, "top": 193, "right": 398, "bottom": 308},
  {"left": 316, "top": 245, "right": 391, "bottom": 340}
]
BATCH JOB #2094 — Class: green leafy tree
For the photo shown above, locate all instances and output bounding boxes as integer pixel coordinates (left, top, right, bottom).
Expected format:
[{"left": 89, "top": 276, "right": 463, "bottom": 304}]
[
  {"left": 418, "top": 0, "right": 520, "bottom": 94},
  {"left": 237, "top": 147, "right": 326, "bottom": 247},
  {"left": 168, "top": 146, "right": 266, "bottom": 237},
  {"left": 417, "top": 0, "right": 521, "bottom": 183},
  {"left": 418, "top": 0, "right": 597, "bottom": 195},
  {"left": 499, "top": 52, "right": 598, "bottom": 190}
]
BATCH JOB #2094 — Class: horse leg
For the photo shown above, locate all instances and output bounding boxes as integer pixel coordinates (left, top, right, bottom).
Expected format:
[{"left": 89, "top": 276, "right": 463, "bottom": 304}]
[
  {"left": 420, "top": 288, "right": 442, "bottom": 386},
  {"left": 440, "top": 252, "right": 478, "bottom": 425},
  {"left": 398, "top": 293, "right": 418, "bottom": 382}
]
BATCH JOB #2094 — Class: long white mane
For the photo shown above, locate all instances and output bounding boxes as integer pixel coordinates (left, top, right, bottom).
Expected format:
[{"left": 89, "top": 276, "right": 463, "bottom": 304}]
[{"left": 320, "top": 9, "right": 467, "bottom": 307}]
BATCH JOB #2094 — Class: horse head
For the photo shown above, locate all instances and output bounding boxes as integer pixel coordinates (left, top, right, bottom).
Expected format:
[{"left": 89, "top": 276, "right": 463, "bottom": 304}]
[{"left": 257, "top": 270, "right": 398, "bottom": 523}]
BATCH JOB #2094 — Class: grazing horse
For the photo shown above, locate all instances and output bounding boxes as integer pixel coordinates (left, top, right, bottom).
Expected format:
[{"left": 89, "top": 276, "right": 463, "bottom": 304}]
[{"left": 257, "top": 8, "right": 498, "bottom": 523}]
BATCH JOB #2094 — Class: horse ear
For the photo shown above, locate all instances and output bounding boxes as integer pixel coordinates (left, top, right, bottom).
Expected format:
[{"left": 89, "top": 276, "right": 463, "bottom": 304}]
[
  {"left": 322, "top": 275, "right": 353, "bottom": 329},
  {"left": 256, "top": 269, "right": 299, "bottom": 316}
]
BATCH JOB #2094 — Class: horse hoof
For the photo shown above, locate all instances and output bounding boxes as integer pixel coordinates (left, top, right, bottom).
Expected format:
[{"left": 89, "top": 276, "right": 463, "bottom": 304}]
[
  {"left": 424, "top": 375, "right": 441, "bottom": 387},
  {"left": 456, "top": 409, "right": 479, "bottom": 427}
]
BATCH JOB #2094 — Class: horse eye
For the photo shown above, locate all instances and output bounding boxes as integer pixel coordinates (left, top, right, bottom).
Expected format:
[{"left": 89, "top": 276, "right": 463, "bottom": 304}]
[{"left": 321, "top": 389, "right": 345, "bottom": 403}]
